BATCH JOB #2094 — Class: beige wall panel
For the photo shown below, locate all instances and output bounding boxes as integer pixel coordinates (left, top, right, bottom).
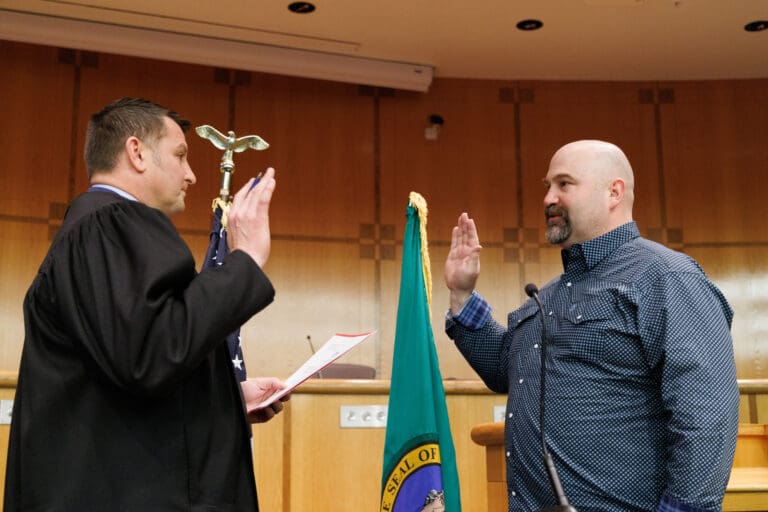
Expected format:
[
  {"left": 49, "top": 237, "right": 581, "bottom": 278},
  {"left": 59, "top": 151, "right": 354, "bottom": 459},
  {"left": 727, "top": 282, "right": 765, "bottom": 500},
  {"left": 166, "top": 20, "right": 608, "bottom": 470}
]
[
  {"left": 236, "top": 239, "right": 377, "bottom": 379},
  {"left": 180, "top": 232, "right": 213, "bottom": 267},
  {"left": 518, "top": 81, "right": 660, "bottom": 234},
  {"left": 379, "top": 78, "right": 519, "bottom": 244},
  {"left": 685, "top": 246, "right": 768, "bottom": 380},
  {"left": 0, "top": 222, "right": 51, "bottom": 370},
  {"left": 520, "top": 245, "right": 568, "bottom": 294},
  {"left": 0, "top": 41, "right": 74, "bottom": 217},
  {"left": 378, "top": 256, "right": 398, "bottom": 379},
  {"left": 378, "top": 255, "right": 399, "bottom": 381},
  {"left": 660, "top": 80, "right": 768, "bottom": 244},
  {"left": 76, "top": 53, "right": 230, "bottom": 232},
  {"left": 235, "top": 74, "right": 376, "bottom": 238}
]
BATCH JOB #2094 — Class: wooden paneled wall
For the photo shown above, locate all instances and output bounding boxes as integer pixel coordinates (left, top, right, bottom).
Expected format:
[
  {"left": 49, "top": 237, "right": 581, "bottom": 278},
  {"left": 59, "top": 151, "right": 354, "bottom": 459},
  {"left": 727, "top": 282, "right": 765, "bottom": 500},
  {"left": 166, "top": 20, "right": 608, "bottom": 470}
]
[{"left": 1, "top": 40, "right": 767, "bottom": 390}]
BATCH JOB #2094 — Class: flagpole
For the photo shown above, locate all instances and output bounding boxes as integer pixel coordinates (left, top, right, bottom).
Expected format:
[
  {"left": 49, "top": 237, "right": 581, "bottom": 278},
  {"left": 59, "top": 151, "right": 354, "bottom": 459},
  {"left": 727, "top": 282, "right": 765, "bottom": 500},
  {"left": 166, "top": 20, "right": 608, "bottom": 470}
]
[{"left": 194, "top": 124, "right": 270, "bottom": 381}]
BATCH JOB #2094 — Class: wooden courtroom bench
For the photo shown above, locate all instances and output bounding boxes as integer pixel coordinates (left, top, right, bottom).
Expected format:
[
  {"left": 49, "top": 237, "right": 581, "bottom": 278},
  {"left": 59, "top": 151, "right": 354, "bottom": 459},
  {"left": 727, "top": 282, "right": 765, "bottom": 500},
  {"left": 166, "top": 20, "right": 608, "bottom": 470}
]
[{"left": 472, "top": 422, "right": 768, "bottom": 512}]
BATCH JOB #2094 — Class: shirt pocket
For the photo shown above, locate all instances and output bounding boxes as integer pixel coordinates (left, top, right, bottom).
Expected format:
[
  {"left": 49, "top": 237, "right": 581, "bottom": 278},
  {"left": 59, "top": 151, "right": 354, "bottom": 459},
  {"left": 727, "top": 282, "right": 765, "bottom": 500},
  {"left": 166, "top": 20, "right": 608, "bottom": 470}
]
[
  {"left": 556, "top": 293, "right": 616, "bottom": 362},
  {"left": 556, "top": 288, "right": 639, "bottom": 365}
]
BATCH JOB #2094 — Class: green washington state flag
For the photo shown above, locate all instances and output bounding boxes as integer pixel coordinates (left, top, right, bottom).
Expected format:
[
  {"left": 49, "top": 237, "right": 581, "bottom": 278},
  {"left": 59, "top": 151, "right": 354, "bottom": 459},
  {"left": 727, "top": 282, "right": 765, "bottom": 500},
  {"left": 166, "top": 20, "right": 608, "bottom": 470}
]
[{"left": 380, "top": 192, "right": 461, "bottom": 512}]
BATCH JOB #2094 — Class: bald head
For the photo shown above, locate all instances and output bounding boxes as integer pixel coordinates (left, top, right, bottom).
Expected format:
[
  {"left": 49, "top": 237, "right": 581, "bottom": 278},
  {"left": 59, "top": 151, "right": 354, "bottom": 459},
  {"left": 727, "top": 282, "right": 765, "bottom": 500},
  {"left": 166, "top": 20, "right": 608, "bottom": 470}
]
[
  {"left": 552, "top": 140, "right": 635, "bottom": 206},
  {"left": 543, "top": 140, "right": 635, "bottom": 247}
]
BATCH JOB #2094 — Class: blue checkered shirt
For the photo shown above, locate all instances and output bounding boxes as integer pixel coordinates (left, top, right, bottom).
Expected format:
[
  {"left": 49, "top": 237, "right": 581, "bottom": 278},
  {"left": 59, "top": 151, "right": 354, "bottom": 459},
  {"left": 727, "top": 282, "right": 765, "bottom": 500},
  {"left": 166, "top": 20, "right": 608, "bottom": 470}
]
[{"left": 447, "top": 222, "right": 739, "bottom": 512}]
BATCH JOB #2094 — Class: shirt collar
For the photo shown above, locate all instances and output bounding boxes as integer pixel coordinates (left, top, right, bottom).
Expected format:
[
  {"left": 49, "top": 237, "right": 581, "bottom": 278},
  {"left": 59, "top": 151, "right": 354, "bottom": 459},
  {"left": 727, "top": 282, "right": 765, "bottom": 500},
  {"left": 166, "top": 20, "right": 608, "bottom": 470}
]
[
  {"left": 88, "top": 184, "right": 138, "bottom": 202},
  {"left": 561, "top": 221, "right": 640, "bottom": 273}
]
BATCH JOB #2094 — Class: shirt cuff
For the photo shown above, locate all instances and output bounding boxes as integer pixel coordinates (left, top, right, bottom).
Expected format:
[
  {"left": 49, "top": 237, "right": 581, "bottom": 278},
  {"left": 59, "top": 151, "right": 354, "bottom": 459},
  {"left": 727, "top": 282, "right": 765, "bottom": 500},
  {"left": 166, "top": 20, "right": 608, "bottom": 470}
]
[{"left": 446, "top": 290, "right": 491, "bottom": 330}]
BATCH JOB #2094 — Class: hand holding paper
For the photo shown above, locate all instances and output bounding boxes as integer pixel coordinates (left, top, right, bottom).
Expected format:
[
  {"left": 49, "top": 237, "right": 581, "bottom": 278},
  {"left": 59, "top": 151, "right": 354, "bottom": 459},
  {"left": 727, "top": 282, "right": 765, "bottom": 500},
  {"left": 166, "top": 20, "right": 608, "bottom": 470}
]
[
  {"left": 241, "top": 377, "right": 289, "bottom": 423},
  {"left": 247, "top": 332, "right": 375, "bottom": 411}
]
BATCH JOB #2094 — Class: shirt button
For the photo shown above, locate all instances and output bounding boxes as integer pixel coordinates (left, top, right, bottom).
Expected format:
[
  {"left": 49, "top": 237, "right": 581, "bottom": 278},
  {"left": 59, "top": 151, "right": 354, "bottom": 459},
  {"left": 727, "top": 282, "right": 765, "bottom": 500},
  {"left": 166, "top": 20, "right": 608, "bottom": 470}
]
[
  {"left": 511, "top": 491, "right": 517, "bottom": 497},
  {"left": 566, "top": 282, "right": 572, "bottom": 287},
  {"left": 576, "top": 314, "right": 582, "bottom": 320},
  {"left": 518, "top": 379, "right": 524, "bottom": 384},
  {"left": 534, "top": 343, "right": 539, "bottom": 349},
  {"left": 508, "top": 412, "right": 513, "bottom": 418},
  {"left": 548, "top": 311, "right": 553, "bottom": 316},
  {"left": 506, "top": 451, "right": 511, "bottom": 457}
]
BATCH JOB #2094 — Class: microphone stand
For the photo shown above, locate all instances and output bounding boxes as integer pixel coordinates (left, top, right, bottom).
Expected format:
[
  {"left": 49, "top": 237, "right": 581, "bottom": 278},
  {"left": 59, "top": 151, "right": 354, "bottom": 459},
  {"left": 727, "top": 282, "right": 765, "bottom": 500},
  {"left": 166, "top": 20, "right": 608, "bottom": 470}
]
[
  {"left": 307, "top": 335, "right": 322, "bottom": 378},
  {"left": 525, "top": 284, "right": 578, "bottom": 512}
]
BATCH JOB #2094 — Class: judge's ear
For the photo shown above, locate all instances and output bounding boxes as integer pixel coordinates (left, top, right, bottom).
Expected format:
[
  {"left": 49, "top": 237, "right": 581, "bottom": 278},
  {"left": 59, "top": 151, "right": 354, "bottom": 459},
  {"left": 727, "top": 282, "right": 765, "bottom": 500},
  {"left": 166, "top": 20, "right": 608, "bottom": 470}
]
[{"left": 125, "top": 136, "right": 149, "bottom": 173}]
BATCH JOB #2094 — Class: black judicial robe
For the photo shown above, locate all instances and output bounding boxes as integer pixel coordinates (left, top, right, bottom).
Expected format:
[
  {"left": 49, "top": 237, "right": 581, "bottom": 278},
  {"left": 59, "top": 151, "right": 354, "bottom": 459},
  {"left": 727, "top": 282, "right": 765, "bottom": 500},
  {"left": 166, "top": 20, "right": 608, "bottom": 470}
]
[{"left": 5, "top": 190, "right": 274, "bottom": 511}]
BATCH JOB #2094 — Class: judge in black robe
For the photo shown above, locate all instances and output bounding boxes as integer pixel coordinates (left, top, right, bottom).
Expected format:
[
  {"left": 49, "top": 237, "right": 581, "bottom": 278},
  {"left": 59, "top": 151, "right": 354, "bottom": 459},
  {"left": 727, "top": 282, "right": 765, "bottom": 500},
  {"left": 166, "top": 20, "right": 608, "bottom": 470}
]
[{"left": 5, "top": 98, "right": 280, "bottom": 511}]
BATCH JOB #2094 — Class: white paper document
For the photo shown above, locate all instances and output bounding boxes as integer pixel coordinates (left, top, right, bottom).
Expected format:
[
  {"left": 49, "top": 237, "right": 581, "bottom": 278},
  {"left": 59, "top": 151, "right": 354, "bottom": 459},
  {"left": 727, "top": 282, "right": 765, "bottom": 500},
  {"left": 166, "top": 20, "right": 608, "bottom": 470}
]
[{"left": 247, "top": 331, "right": 375, "bottom": 411}]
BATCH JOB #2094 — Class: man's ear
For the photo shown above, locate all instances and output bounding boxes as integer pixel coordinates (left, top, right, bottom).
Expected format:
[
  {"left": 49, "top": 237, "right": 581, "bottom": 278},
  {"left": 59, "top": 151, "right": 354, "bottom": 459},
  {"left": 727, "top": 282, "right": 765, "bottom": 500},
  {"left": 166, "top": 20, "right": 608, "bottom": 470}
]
[
  {"left": 125, "top": 136, "right": 148, "bottom": 173},
  {"left": 608, "top": 178, "right": 625, "bottom": 209}
]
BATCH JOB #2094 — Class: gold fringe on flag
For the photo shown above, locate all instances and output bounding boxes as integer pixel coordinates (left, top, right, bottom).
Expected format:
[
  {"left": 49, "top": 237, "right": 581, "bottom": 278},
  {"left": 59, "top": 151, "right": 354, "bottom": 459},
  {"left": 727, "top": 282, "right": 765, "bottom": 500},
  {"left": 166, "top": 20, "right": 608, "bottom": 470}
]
[
  {"left": 212, "top": 197, "right": 231, "bottom": 228},
  {"left": 408, "top": 191, "right": 432, "bottom": 309}
]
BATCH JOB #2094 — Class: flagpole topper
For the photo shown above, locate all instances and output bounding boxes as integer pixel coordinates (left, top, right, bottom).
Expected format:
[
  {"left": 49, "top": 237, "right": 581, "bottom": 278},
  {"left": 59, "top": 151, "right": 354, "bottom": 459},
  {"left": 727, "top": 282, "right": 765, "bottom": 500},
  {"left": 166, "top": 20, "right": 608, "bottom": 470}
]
[
  {"left": 195, "top": 125, "right": 269, "bottom": 203},
  {"left": 408, "top": 191, "right": 432, "bottom": 309}
]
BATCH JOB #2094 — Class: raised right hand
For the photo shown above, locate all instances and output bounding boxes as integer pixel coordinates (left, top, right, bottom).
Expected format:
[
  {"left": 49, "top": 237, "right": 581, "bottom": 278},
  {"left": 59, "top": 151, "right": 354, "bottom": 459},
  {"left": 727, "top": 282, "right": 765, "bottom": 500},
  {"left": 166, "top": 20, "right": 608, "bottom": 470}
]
[
  {"left": 444, "top": 212, "right": 482, "bottom": 314},
  {"left": 227, "top": 167, "right": 276, "bottom": 267}
]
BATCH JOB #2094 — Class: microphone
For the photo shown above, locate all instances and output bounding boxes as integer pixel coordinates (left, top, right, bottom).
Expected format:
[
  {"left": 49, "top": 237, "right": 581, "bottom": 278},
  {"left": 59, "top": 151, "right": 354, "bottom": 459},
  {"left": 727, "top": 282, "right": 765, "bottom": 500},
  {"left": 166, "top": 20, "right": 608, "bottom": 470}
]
[
  {"left": 525, "top": 283, "right": 578, "bottom": 512},
  {"left": 307, "top": 335, "right": 323, "bottom": 378}
]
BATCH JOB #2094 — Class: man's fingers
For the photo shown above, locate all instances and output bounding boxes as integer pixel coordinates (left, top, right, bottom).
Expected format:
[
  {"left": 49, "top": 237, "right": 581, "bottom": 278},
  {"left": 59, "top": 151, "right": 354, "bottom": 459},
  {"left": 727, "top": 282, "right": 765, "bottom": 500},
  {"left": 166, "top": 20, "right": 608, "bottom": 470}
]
[{"left": 449, "top": 226, "right": 460, "bottom": 252}]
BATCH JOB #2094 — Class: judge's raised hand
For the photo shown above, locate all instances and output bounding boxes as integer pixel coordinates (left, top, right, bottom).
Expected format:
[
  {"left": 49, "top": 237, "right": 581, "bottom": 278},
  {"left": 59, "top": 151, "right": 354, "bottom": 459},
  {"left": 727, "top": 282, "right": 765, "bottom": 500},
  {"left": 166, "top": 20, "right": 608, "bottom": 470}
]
[
  {"left": 445, "top": 212, "right": 482, "bottom": 314},
  {"left": 241, "top": 377, "right": 291, "bottom": 424},
  {"left": 227, "top": 167, "right": 276, "bottom": 267}
]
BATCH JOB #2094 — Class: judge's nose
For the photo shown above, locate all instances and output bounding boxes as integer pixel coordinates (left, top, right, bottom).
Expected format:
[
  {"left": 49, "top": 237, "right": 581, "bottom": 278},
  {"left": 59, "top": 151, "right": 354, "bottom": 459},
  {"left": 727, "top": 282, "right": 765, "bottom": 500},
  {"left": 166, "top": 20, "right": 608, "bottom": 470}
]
[{"left": 185, "top": 165, "right": 197, "bottom": 185}]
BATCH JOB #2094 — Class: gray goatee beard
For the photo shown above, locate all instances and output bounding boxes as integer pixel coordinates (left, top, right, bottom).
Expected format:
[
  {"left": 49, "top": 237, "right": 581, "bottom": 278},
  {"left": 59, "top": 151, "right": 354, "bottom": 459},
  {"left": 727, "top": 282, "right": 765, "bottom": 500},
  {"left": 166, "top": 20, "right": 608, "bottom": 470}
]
[{"left": 545, "top": 206, "right": 571, "bottom": 245}]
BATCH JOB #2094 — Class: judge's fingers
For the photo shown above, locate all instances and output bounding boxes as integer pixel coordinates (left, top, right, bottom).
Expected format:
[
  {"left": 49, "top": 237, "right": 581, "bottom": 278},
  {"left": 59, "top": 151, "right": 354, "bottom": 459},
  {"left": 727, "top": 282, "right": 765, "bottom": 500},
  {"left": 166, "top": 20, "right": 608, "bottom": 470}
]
[
  {"left": 259, "top": 377, "right": 286, "bottom": 394},
  {"left": 249, "top": 408, "right": 274, "bottom": 424},
  {"left": 232, "top": 168, "right": 276, "bottom": 211},
  {"left": 231, "top": 177, "right": 255, "bottom": 211},
  {"left": 248, "top": 400, "right": 284, "bottom": 424},
  {"left": 253, "top": 172, "right": 276, "bottom": 216}
]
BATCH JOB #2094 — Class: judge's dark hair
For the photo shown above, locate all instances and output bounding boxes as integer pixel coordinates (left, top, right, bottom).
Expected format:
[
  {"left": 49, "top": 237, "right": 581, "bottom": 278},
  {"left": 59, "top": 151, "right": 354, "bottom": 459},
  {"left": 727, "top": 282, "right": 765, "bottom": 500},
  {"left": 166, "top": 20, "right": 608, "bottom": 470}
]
[{"left": 84, "top": 98, "right": 191, "bottom": 179}]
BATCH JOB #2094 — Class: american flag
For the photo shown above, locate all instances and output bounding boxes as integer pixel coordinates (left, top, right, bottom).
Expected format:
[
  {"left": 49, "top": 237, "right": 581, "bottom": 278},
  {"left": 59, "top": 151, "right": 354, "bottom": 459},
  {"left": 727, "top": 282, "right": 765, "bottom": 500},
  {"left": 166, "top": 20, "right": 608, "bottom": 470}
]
[{"left": 201, "top": 203, "right": 246, "bottom": 381}]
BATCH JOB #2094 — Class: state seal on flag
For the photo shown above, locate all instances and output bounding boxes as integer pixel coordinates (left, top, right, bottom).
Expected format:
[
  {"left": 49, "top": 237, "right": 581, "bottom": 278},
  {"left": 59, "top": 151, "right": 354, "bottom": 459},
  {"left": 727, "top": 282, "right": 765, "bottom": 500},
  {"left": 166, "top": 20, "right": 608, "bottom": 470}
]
[{"left": 381, "top": 441, "right": 445, "bottom": 512}]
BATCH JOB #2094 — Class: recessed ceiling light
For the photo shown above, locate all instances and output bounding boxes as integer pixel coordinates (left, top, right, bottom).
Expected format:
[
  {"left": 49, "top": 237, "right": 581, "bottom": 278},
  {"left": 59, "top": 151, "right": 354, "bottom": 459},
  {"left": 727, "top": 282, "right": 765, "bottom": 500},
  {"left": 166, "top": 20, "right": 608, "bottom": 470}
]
[
  {"left": 288, "top": 2, "right": 315, "bottom": 14},
  {"left": 744, "top": 20, "right": 767, "bottom": 32},
  {"left": 516, "top": 19, "right": 543, "bottom": 31}
]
